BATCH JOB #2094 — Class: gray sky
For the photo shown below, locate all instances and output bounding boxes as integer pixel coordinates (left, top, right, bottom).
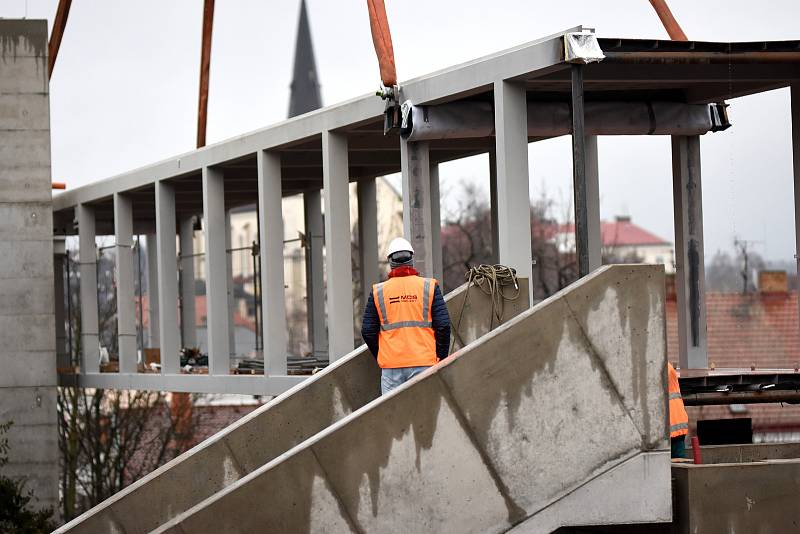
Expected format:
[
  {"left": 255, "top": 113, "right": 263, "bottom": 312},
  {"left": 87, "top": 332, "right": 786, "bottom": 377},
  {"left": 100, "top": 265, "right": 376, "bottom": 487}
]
[{"left": 4, "top": 0, "right": 799, "bottom": 264}]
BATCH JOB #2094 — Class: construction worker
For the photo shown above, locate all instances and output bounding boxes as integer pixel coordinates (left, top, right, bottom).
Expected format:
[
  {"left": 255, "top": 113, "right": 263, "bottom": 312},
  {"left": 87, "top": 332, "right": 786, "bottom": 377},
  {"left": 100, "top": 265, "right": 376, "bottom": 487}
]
[
  {"left": 361, "top": 237, "right": 451, "bottom": 394},
  {"left": 668, "top": 362, "right": 689, "bottom": 458}
]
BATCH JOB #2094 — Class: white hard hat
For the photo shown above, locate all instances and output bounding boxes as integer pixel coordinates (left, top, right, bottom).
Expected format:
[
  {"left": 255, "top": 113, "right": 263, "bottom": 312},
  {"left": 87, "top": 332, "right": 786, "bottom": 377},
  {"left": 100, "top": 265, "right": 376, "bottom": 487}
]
[{"left": 386, "top": 237, "right": 414, "bottom": 258}]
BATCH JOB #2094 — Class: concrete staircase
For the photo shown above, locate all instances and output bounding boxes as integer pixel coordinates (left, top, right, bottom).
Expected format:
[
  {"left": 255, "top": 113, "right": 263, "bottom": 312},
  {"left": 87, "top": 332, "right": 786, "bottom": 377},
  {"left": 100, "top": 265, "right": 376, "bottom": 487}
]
[
  {"left": 56, "top": 278, "right": 530, "bottom": 533},
  {"left": 61, "top": 265, "right": 672, "bottom": 533}
]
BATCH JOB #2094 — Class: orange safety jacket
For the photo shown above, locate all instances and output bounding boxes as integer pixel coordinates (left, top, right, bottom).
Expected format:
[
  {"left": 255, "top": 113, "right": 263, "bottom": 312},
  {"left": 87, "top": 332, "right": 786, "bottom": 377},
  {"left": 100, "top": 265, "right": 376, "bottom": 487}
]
[
  {"left": 668, "top": 363, "right": 689, "bottom": 439},
  {"left": 372, "top": 275, "right": 438, "bottom": 369}
]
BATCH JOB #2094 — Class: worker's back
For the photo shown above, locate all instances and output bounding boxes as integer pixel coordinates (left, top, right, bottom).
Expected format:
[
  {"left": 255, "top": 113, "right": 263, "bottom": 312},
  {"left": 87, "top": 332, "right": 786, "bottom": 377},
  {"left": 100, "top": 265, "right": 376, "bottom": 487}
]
[{"left": 373, "top": 274, "right": 437, "bottom": 368}]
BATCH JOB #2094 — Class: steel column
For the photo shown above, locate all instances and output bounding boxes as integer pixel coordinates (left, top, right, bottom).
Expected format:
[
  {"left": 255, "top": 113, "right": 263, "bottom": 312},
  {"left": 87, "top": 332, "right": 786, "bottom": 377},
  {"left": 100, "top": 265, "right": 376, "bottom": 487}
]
[
  {"left": 672, "top": 135, "right": 708, "bottom": 369},
  {"left": 401, "top": 140, "right": 434, "bottom": 276},
  {"left": 494, "top": 80, "right": 533, "bottom": 302},
  {"left": 179, "top": 216, "right": 197, "bottom": 349},
  {"left": 77, "top": 204, "right": 99, "bottom": 372},
  {"left": 53, "top": 239, "right": 68, "bottom": 369},
  {"left": 430, "top": 163, "right": 443, "bottom": 282},
  {"left": 225, "top": 209, "right": 236, "bottom": 357},
  {"left": 114, "top": 193, "right": 137, "bottom": 373},
  {"left": 322, "top": 130, "right": 354, "bottom": 360},
  {"left": 203, "top": 166, "right": 231, "bottom": 374},
  {"left": 155, "top": 182, "right": 181, "bottom": 373},
  {"left": 145, "top": 234, "right": 160, "bottom": 348},
  {"left": 792, "top": 84, "right": 800, "bottom": 330},
  {"left": 571, "top": 65, "right": 591, "bottom": 278},
  {"left": 257, "top": 150, "right": 287, "bottom": 375},
  {"left": 585, "top": 135, "right": 602, "bottom": 272},
  {"left": 489, "top": 149, "right": 500, "bottom": 265},
  {"left": 303, "top": 190, "right": 327, "bottom": 358},
  {"left": 357, "top": 178, "right": 380, "bottom": 309}
]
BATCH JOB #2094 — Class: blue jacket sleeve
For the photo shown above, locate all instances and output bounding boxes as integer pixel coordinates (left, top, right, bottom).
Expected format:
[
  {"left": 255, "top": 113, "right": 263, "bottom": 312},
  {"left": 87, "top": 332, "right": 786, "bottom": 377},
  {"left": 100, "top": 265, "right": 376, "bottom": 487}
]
[
  {"left": 361, "top": 292, "right": 380, "bottom": 359},
  {"left": 430, "top": 284, "right": 451, "bottom": 360}
]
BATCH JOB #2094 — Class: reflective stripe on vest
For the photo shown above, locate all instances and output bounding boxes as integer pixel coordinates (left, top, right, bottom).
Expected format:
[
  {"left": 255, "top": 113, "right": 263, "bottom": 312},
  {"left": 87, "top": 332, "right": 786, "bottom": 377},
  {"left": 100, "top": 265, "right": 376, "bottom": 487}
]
[{"left": 670, "top": 422, "right": 689, "bottom": 434}]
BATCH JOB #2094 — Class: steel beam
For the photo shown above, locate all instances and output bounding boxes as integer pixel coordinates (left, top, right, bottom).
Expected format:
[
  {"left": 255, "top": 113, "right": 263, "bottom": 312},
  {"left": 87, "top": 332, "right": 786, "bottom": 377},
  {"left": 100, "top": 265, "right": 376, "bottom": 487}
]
[
  {"left": 401, "top": 140, "right": 434, "bottom": 276},
  {"left": 792, "top": 84, "right": 800, "bottom": 330},
  {"left": 494, "top": 80, "right": 533, "bottom": 302},
  {"left": 303, "top": 190, "right": 327, "bottom": 358},
  {"left": 114, "top": 193, "right": 137, "bottom": 373},
  {"left": 179, "top": 216, "right": 197, "bottom": 349},
  {"left": 357, "top": 178, "right": 380, "bottom": 309},
  {"left": 322, "top": 130, "right": 354, "bottom": 360},
  {"left": 156, "top": 182, "right": 181, "bottom": 373},
  {"left": 145, "top": 234, "right": 159, "bottom": 348},
  {"left": 571, "top": 65, "right": 591, "bottom": 278},
  {"left": 257, "top": 150, "right": 288, "bottom": 375},
  {"left": 202, "top": 166, "right": 231, "bottom": 374},
  {"left": 430, "top": 163, "right": 443, "bottom": 282},
  {"left": 58, "top": 371, "right": 305, "bottom": 397},
  {"left": 49, "top": 28, "right": 574, "bottom": 211},
  {"left": 585, "top": 135, "right": 602, "bottom": 272},
  {"left": 77, "top": 204, "right": 99, "bottom": 372},
  {"left": 672, "top": 135, "right": 708, "bottom": 369}
]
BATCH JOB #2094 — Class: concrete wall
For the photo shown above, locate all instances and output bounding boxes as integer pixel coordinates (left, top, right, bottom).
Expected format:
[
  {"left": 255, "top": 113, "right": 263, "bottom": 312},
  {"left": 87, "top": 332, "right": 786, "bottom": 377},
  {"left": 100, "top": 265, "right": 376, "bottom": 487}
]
[
  {"left": 57, "top": 278, "right": 528, "bottom": 533},
  {"left": 673, "top": 459, "right": 800, "bottom": 533},
  {"left": 153, "top": 265, "right": 671, "bottom": 534},
  {"left": 0, "top": 19, "right": 59, "bottom": 512}
]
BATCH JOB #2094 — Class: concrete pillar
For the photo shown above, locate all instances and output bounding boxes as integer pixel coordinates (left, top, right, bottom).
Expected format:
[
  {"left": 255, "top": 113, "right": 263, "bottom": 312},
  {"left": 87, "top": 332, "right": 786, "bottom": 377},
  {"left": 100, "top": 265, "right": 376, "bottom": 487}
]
[
  {"left": 672, "top": 135, "right": 708, "bottom": 369},
  {"left": 225, "top": 209, "right": 236, "bottom": 357},
  {"left": 145, "top": 234, "right": 160, "bottom": 348},
  {"left": 304, "top": 190, "right": 327, "bottom": 358},
  {"left": 494, "top": 80, "right": 533, "bottom": 302},
  {"left": 0, "top": 21, "right": 59, "bottom": 510},
  {"left": 257, "top": 150, "right": 287, "bottom": 375},
  {"left": 401, "top": 140, "right": 434, "bottom": 276},
  {"left": 203, "top": 166, "right": 231, "bottom": 374},
  {"left": 77, "top": 203, "right": 100, "bottom": 372},
  {"left": 114, "top": 193, "right": 137, "bottom": 373},
  {"left": 357, "top": 178, "right": 380, "bottom": 308},
  {"left": 155, "top": 182, "right": 181, "bottom": 373},
  {"left": 53, "top": 238, "right": 69, "bottom": 369},
  {"left": 585, "top": 135, "right": 602, "bottom": 272},
  {"left": 430, "top": 163, "right": 443, "bottom": 282},
  {"left": 322, "top": 130, "right": 354, "bottom": 359},
  {"left": 792, "top": 84, "right": 800, "bottom": 327},
  {"left": 179, "top": 216, "right": 197, "bottom": 349},
  {"left": 489, "top": 149, "right": 500, "bottom": 265}
]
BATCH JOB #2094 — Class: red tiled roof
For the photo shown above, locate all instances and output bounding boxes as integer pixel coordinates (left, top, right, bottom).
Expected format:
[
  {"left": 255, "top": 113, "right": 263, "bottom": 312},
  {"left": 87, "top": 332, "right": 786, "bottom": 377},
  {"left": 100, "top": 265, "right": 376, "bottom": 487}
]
[
  {"left": 667, "top": 291, "right": 800, "bottom": 433},
  {"left": 559, "top": 219, "right": 670, "bottom": 247},
  {"left": 666, "top": 292, "right": 800, "bottom": 368}
]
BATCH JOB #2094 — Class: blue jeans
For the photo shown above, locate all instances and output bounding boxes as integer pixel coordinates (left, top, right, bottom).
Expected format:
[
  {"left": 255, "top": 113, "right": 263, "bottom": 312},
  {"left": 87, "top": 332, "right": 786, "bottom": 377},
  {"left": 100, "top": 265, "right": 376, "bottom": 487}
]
[{"left": 381, "top": 366, "right": 431, "bottom": 395}]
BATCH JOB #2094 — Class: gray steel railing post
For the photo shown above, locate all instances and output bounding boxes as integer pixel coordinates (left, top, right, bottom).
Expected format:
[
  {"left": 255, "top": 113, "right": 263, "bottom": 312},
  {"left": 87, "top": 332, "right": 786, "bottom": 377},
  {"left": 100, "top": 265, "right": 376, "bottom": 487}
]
[{"left": 257, "top": 150, "right": 288, "bottom": 375}]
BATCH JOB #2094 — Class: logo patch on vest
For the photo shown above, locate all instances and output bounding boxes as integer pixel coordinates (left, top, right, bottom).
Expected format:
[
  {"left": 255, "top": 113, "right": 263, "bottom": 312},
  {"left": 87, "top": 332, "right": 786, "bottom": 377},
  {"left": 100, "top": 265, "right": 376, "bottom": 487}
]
[{"left": 388, "top": 294, "right": 418, "bottom": 304}]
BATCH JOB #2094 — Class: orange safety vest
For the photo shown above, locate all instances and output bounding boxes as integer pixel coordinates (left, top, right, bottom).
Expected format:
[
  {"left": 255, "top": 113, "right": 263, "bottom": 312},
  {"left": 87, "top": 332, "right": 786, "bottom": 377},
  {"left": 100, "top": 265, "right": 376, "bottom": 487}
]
[
  {"left": 372, "top": 275, "right": 438, "bottom": 369},
  {"left": 668, "top": 363, "right": 689, "bottom": 438}
]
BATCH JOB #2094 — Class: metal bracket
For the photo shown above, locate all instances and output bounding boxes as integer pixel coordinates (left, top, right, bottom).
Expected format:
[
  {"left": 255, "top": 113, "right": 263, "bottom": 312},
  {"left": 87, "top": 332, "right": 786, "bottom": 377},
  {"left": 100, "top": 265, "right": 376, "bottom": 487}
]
[{"left": 564, "top": 30, "right": 605, "bottom": 64}]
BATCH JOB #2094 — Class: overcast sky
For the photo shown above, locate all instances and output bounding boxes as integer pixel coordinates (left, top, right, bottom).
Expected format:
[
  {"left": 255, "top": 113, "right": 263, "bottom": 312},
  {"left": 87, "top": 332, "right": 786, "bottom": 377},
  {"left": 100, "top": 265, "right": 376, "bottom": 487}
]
[{"left": 4, "top": 0, "right": 799, "bottom": 265}]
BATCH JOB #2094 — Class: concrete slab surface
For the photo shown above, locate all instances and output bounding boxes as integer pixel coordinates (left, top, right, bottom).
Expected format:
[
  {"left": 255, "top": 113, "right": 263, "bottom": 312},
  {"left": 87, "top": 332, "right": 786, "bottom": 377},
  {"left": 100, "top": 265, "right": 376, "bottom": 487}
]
[{"left": 153, "top": 265, "right": 671, "bottom": 534}]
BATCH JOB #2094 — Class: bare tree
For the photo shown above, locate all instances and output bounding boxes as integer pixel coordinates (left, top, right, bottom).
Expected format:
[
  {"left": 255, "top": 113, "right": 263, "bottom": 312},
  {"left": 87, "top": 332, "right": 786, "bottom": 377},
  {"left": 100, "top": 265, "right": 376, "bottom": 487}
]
[
  {"left": 440, "top": 181, "right": 578, "bottom": 298},
  {"left": 57, "top": 387, "right": 204, "bottom": 522}
]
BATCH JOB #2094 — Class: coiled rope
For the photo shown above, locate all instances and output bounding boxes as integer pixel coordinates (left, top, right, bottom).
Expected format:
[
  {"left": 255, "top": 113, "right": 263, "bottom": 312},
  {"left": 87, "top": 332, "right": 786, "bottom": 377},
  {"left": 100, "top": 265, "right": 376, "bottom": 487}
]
[{"left": 451, "top": 264, "right": 520, "bottom": 351}]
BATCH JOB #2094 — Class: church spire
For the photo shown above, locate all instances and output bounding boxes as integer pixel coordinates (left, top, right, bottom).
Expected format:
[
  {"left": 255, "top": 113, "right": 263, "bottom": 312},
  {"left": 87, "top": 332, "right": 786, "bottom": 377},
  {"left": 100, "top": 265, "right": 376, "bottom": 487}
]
[{"left": 288, "top": 0, "right": 322, "bottom": 118}]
